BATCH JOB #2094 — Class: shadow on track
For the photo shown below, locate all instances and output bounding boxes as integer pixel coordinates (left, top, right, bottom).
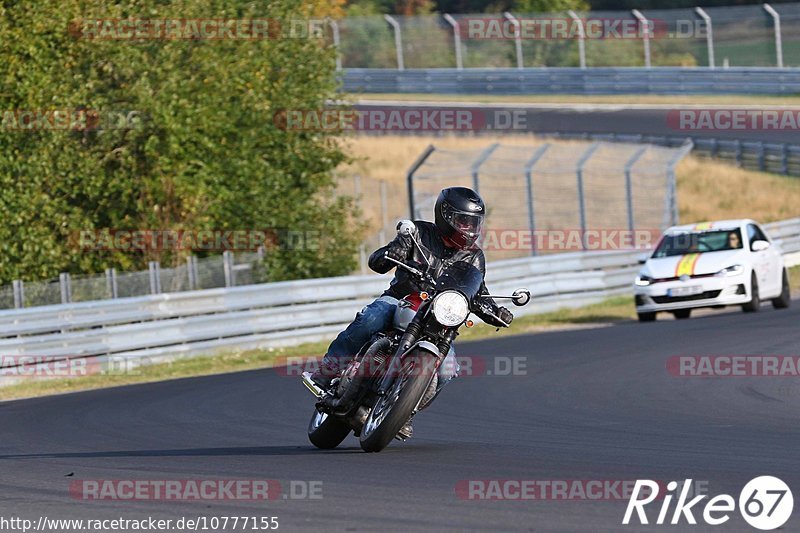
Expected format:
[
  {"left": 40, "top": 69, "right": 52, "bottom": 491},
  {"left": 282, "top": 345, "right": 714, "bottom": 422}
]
[{"left": 0, "top": 445, "right": 365, "bottom": 460}]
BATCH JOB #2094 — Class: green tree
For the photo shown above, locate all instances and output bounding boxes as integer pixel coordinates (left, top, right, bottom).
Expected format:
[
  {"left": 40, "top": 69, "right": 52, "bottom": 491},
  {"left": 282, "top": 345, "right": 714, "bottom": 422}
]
[{"left": 0, "top": 0, "right": 364, "bottom": 284}]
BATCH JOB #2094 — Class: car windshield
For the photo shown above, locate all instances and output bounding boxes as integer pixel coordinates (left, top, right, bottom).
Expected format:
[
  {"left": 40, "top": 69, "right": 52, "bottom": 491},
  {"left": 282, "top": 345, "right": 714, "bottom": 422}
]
[{"left": 652, "top": 229, "right": 743, "bottom": 258}]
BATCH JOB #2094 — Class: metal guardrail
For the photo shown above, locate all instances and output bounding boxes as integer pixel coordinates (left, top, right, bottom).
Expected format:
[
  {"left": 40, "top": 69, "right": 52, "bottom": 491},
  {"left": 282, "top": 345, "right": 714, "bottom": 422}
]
[
  {"left": 341, "top": 67, "right": 800, "bottom": 95},
  {"left": 1, "top": 218, "right": 798, "bottom": 386}
]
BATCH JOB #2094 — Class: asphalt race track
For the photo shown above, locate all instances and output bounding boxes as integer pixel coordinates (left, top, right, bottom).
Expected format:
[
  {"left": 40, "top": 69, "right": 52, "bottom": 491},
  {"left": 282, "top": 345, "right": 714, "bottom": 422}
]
[
  {"left": 1, "top": 302, "right": 798, "bottom": 532},
  {"left": 355, "top": 101, "right": 800, "bottom": 144}
]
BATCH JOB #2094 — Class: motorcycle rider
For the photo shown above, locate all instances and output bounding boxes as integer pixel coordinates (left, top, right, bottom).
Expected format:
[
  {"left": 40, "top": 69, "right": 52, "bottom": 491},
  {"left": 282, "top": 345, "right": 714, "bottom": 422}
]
[{"left": 312, "top": 187, "right": 514, "bottom": 437}]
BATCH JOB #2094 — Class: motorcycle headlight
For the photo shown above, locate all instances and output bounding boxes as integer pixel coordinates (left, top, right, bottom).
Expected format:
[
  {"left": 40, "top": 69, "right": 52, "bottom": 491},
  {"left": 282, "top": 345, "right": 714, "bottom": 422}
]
[
  {"left": 431, "top": 291, "right": 470, "bottom": 327},
  {"left": 716, "top": 264, "right": 744, "bottom": 277},
  {"left": 635, "top": 274, "right": 652, "bottom": 287}
]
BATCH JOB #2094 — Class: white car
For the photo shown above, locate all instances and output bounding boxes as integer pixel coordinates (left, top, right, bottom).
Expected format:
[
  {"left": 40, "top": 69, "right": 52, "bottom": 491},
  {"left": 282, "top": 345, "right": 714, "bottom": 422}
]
[{"left": 634, "top": 219, "right": 791, "bottom": 321}]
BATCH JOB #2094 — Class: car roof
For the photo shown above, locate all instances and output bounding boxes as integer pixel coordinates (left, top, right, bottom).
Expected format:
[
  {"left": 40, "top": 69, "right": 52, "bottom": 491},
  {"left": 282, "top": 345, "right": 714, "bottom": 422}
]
[{"left": 664, "top": 219, "right": 757, "bottom": 234}]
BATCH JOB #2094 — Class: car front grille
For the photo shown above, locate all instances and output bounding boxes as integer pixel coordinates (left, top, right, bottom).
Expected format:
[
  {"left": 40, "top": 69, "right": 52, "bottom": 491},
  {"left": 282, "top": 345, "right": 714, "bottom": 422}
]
[{"left": 652, "top": 290, "right": 722, "bottom": 304}]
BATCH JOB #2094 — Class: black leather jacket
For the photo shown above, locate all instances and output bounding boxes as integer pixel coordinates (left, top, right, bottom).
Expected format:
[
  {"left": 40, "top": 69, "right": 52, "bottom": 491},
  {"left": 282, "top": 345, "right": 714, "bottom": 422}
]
[{"left": 368, "top": 220, "right": 508, "bottom": 327}]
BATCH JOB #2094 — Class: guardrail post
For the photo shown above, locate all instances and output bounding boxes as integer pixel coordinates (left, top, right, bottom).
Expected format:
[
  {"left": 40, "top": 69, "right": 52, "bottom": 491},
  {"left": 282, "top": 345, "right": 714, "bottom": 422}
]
[
  {"left": 12, "top": 280, "right": 24, "bottom": 309},
  {"left": 105, "top": 268, "right": 118, "bottom": 298},
  {"left": 186, "top": 256, "right": 197, "bottom": 290},
  {"left": 575, "top": 142, "right": 601, "bottom": 250},
  {"left": 632, "top": 10, "right": 651, "bottom": 68},
  {"left": 406, "top": 144, "right": 436, "bottom": 219},
  {"left": 327, "top": 18, "right": 342, "bottom": 71},
  {"left": 780, "top": 144, "right": 789, "bottom": 175},
  {"left": 222, "top": 251, "right": 234, "bottom": 287},
  {"left": 523, "top": 144, "right": 550, "bottom": 256},
  {"left": 59, "top": 272, "right": 72, "bottom": 304},
  {"left": 503, "top": 12, "right": 524, "bottom": 69},
  {"left": 763, "top": 4, "right": 784, "bottom": 68},
  {"left": 694, "top": 7, "right": 715, "bottom": 68},
  {"left": 757, "top": 142, "right": 765, "bottom": 170},
  {"left": 567, "top": 10, "right": 587, "bottom": 69},
  {"left": 471, "top": 143, "right": 500, "bottom": 194},
  {"left": 443, "top": 14, "right": 463, "bottom": 70},
  {"left": 148, "top": 261, "right": 161, "bottom": 294},
  {"left": 624, "top": 146, "right": 649, "bottom": 233},
  {"left": 384, "top": 15, "right": 404, "bottom": 70}
]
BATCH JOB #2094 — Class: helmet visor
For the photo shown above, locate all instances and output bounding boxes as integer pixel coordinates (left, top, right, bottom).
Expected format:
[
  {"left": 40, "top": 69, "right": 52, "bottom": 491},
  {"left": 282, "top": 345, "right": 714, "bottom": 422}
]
[{"left": 452, "top": 212, "right": 483, "bottom": 236}]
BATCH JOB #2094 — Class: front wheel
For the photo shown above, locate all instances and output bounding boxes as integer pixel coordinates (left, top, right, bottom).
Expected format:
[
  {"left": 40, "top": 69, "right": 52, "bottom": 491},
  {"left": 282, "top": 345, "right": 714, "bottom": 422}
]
[
  {"left": 742, "top": 273, "right": 760, "bottom": 313},
  {"left": 308, "top": 408, "right": 351, "bottom": 449},
  {"left": 772, "top": 269, "right": 791, "bottom": 309},
  {"left": 673, "top": 309, "right": 691, "bottom": 320},
  {"left": 637, "top": 312, "right": 656, "bottom": 322},
  {"left": 359, "top": 354, "right": 432, "bottom": 453}
]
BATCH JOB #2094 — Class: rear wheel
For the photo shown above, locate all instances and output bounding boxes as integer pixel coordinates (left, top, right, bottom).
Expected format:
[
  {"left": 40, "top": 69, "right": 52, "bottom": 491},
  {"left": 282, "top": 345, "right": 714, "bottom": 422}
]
[
  {"left": 672, "top": 309, "right": 691, "bottom": 320},
  {"left": 742, "top": 273, "right": 760, "bottom": 313},
  {"left": 308, "top": 408, "right": 351, "bottom": 449},
  {"left": 637, "top": 312, "right": 656, "bottom": 322},
  {"left": 772, "top": 269, "right": 791, "bottom": 309},
  {"left": 359, "top": 353, "right": 432, "bottom": 453}
]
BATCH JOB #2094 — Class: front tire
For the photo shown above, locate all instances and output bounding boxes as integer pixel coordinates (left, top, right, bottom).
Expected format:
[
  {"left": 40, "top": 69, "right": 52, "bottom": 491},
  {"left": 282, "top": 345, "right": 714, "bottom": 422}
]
[
  {"left": 637, "top": 312, "right": 656, "bottom": 322},
  {"left": 673, "top": 309, "right": 691, "bottom": 320},
  {"left": 308, "top": 408, "right": 350, "bottom": 449},
  {"left": 772, "top": 269, "right": 791, "bottom": 309},
  {"left": 359, "top": 353, "right": 432, "bottom": 453},
  {"left": 742, "top": 273, "right": 760, "bottom": 313}
]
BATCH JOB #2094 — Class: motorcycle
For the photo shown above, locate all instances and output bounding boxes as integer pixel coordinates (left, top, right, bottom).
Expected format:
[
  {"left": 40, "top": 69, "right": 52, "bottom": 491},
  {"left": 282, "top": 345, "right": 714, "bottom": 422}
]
[{"left": 301, "top": 220, "right": 531, "bottom": 452}]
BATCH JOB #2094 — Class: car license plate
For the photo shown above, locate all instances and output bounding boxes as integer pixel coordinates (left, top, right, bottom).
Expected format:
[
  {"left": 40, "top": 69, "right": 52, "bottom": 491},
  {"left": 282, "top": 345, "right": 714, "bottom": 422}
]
[{"left": 667, "top": 285, "right": 703, "bottom": 297}]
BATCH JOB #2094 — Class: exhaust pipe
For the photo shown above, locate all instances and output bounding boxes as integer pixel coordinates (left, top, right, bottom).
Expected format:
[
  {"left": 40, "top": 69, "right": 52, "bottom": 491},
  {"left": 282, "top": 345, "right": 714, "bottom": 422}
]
[{"left": 301, "top": 371, "right": 324, "bottom": 398}]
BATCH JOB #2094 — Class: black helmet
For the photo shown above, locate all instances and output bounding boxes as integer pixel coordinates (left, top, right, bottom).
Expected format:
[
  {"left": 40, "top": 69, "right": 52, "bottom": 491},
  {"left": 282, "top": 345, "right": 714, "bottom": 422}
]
[{"left": 434, "top": 187, "right": 485, "bottom": 249}]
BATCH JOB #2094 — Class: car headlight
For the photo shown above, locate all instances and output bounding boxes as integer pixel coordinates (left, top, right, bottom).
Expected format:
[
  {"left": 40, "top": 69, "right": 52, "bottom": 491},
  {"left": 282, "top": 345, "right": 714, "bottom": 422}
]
[
  {"left": 716, "top": 264, "right": 744, "bottom": 277},
  {"left": 431, "top": 291, "right": 470, "bottom": 327},
  {"left": 635, "top": 274, "right": 652, "bottom": 287}
]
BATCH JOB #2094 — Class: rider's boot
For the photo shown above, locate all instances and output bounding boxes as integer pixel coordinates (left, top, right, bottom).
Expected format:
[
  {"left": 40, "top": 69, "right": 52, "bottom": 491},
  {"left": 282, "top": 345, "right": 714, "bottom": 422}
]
[{"left": 310, "top": 359, "right": 340, "bottom": 390}]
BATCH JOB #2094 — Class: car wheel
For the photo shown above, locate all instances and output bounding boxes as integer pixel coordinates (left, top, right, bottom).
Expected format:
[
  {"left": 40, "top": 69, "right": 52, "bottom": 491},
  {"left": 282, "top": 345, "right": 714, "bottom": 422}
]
[
  {"left": 742, "top": 273, "right": 760, "bottom": 313},
  {"left": 772, "top": 269, "right": 791, "bottom": 309},
  {"left": 637, "top": 312, "right": 656, "bottom": 322},
  {"left": 673, "top": 309, "right": 691, "bottom": 319}
]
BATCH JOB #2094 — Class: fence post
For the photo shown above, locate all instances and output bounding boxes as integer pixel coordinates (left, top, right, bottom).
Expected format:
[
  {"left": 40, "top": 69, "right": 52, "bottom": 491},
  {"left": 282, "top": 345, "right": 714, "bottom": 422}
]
[
  {"left": 187, "top": 256, "right": 197, "bottom": 290},
  {"left": 59, "top": 272, "right": 72, "bottom": 304},
  {"left": 523, "top": 144, "right": 551, "bottom": 256},
  {"left": 632, "top": 10, "right": 651, "bottom": 68},
  {"left": 406, "top": 144, "right": 436, "bottom": 219},
  {"left": 222, "top": 251, "right": 234, "bottom": 287},
  {"left": 148, "top": 261, "right": 161, "bottom": 294},
  {"left": 575, "top": 142, "right": 601, "bottom": 250},
  {"left": 694, "top": 7, "right": 715, "bottom": 68},
  {"left": 12, "top": 280, "right": 24, "bottom": 309},
  {"left": 763, "top": 4, "right": 784, "bottom": 68},
  {"left": 567, "top": 10, "right": 587, "bottom": 69},
  {"left": 503, "top": 12, "right": 524, "bottom": 69},
  {"left": 666, "top": 141, "right": 694, "bottom": 227},
  {"left": 384, "top": 15, "right": 404, "bottom": 70},
  {"left": 379, "top": 180, "right": 389, "bottom": 244},
  {"left": 471, "top": 143, "right": 500, "bottom": 194},
  {"left": 443, "top": 14, "right": 463, "bottom": 70},
  {"left": 624, "top": 146, "right": 649, "bottom": 233},
  {"left": 105, "top": 268, "right": 118, "bottom": 299},
  {"left": 327, "top": 18, "right": 342, "bottom": 71}
]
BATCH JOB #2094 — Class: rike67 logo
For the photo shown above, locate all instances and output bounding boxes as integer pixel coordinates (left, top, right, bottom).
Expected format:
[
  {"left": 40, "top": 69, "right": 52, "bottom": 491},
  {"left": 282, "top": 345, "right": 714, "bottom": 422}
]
[{"left": 623, "top": 476, "right": 793, "bottom": 530}]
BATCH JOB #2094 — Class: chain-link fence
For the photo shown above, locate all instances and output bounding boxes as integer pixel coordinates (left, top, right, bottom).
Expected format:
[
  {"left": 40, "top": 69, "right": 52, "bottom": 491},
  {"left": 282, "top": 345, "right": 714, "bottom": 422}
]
[
  {"left": 407, "top": 140, "right": 692, "bottom": 261},
  {"left": 335, "top": 3, "right": 797, "bottom": 69},
  {"left": 0, "top": 251, "right": 271, "bottom": 310}
]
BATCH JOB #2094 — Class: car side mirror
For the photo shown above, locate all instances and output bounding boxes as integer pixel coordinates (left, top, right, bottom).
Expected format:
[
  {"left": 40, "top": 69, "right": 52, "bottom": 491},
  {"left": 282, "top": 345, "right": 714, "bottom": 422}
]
[
  {"left": 637, "top": 254, "right": 648, "bottom": 265},
  {"left": 751, "top": 240, "right": 770, "bottom": 252}
]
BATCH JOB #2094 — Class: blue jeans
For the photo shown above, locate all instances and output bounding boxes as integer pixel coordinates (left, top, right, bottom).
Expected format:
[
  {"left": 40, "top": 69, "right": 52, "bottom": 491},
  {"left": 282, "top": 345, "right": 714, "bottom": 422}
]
[{"left": 323, "top": 295, "right": 458, "bottom": 386}]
